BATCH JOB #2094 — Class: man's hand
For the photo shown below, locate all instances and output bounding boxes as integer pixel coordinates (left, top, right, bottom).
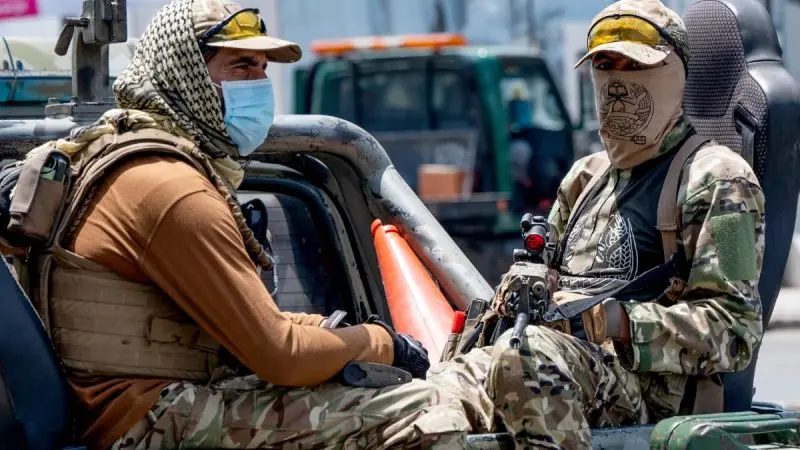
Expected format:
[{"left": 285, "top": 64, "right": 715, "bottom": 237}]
[
  {"left": 601, "top": 298, "right": 631, "bottom": 345},
  {"left": 547, "top": 268, "right": 559, "bottom": 294},
  {"left": 392, "top": 333, "right": 430, "bottom": 379},
  {"left": 366, "top": 316, "right": 430, "bottom": 379},
  {"left": 492, "top": 262, "right": 555, "bottom": 318}
]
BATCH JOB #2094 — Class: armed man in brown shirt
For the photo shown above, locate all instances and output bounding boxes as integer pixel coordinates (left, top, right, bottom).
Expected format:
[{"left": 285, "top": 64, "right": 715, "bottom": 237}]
[{"left": 18, "top": 0, "right": 447, "bottom": 448}]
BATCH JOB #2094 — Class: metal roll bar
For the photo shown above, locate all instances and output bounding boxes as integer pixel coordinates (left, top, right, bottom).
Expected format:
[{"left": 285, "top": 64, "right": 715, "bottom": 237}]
[
  {"left": 260, "top": 115, "right": 495, "bottom": 309},
  {"left": 0, "top": 114, "right": 495, "bottom": 310}
]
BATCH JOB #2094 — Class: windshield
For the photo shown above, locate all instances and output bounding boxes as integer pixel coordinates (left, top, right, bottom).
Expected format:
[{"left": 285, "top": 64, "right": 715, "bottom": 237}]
[
  {"left": 315, "top": 63, "right": 481, "bottom": 194},
  {"left": 499, "top": 60, "right": 568, "bottom": 132},
  {"left": 317, "top": 64, "right": 478, "bottom": 133},
  {"left": 356, "top": 71, "right": 429, "bottom": 132}
]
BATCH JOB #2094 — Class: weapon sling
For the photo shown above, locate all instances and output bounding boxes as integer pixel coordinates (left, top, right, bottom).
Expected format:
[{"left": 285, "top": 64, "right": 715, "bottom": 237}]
[{"left": 544, "top": 133, "right": 710, "bottom": 324}]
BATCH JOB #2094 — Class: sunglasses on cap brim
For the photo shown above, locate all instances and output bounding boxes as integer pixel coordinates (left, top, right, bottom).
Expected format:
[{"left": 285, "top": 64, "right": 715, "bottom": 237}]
[
  {"left": 197, "top": 7, "right": 268, "bottom": 49},
  {"left": 587, "top": 14, "right": 686, "bottom": 67}
]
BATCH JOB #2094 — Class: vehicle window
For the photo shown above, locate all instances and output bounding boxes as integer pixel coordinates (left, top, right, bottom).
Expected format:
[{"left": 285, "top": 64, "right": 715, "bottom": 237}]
[
  {"left": 500, "top": 63, "right": 567, "bottom": 132},
  {"left": 431, "top": 70, "right": 475, "bottom": 129},
  {"left": 320, "top": 76, "right": 357, "bottom": 123},
  {"left": 320, "top": 67, "right": 477, "bottom": 132},
  {"left": 238, "top": 191, "right": 339, "bottom": 315},
  {"left": 356, "top": 71, "right": 428, "bottom": 132}
]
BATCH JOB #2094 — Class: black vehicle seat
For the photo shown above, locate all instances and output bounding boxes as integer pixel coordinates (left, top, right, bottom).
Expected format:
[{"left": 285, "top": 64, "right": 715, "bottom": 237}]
[
  {"left": 0, "top": 258, "right": 71, "bottom": 450},
  {"left": 682, "top": 0, "right": 800, "bottom": 412}
]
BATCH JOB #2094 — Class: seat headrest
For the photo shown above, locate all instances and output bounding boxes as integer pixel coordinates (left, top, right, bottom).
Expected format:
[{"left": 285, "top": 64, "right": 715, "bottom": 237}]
[
  {"left": 684, "top": 0, "right": 782, "bottom": 120},
  {"left": 687, "top": 0, "right": 781, "bottom": 64}
]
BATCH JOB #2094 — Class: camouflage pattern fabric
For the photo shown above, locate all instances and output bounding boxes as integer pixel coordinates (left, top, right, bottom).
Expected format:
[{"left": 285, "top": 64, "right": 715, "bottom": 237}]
[
  {"left": 547, "top": 118, "right": 765, "bottom": 419},
  {"left": 488, "top": 326, "right": 646, "bottom": 449},
  {"left": 111, "top": 347, "right": 496, "bottom": 450},
  {"left": 110, "top": 327, "right": 648, "bottom": 450}
]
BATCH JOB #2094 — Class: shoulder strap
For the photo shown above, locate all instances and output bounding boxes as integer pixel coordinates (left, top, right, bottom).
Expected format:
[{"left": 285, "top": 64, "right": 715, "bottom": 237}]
[
  {"left": 571, "top": 157, "right": 611, "bottom": 220},
  {"left": 56, "top": 129, "right": 207, "bottom": 247},
  {"left": 656, "top": 134, "right": 710, "bottom": 263},
  {"left": 554, "top": 156, "right": 611, "bottom": 266}
]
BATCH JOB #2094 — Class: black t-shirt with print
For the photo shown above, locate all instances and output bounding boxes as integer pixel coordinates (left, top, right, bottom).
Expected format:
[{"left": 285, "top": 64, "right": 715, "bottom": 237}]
[{"left": 556, "top": 139, "right": 687, "bottom": 298}]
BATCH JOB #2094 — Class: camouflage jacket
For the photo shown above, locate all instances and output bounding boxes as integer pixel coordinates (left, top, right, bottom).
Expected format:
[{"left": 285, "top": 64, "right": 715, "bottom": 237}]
[{"left": 546, "top": 118, "right": 765, "bottom": 419}]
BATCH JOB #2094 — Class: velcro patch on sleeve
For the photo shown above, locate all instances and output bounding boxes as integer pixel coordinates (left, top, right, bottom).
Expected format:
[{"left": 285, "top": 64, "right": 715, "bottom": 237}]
[{"left": 711, "top": 212, "right": 757, "bottom": 281}]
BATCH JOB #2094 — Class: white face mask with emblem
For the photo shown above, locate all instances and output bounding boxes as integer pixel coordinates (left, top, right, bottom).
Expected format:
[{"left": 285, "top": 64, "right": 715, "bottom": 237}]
[{"left": 591, "top": 52, "right": 685, "bottom": 170}]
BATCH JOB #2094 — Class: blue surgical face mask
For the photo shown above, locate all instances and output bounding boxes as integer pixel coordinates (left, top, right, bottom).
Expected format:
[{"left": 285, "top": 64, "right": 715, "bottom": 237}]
[{"left": 219, "top": 77, "right": 275, "bottom": 157}]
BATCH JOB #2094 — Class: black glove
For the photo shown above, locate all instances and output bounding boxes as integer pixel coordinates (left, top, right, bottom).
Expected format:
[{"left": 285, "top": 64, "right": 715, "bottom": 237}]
[{"left": 366, "top": 315, "right": 430, "bottom": 379}]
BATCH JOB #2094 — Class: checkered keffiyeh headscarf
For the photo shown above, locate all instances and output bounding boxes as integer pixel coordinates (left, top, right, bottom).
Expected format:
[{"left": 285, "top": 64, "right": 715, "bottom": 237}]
[
  {"left": 45, "top": 0, "right": 275, "bottom": 272},
  {"left": 113, "top": 0, "right": 234, "bottom": 158}
]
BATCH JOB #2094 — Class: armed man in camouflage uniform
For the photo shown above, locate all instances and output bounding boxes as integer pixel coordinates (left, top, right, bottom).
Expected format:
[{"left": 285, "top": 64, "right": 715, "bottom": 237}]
[
  {"left": 34, "top": 0, "right": 762, "bottom": 448},
  {"left": 476, "top": 0, "right": 765, "bottom": 447}
]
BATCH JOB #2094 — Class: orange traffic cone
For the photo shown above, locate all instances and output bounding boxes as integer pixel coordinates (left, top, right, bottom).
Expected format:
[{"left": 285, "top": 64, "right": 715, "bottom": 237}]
[{"left": 371, "top": 219, "right": 455, "bottom": 362}]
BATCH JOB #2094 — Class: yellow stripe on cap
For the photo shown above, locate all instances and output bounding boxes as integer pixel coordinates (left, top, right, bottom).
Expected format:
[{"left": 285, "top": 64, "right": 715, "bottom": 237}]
[
  {"left": 588, "top": 16, "right": 663, "bottom": 51},
  {"left": 215, "top": 10, "right": 265, "bottom": 42}
]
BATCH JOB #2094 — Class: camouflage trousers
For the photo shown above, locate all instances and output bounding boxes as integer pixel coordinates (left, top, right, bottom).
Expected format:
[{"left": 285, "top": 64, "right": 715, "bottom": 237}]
[{"left": 110, "top": 327, "right": 646, "bottom": 450}]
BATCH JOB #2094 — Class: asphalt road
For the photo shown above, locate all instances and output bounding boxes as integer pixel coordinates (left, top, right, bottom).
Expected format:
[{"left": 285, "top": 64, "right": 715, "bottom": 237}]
[{"left": 753, "top": 327, "right": 800, "bottom": 407}]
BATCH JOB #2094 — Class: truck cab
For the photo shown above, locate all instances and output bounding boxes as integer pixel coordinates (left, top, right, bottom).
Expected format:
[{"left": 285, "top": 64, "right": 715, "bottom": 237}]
[
  {"left": 293, "top": 33, "right": 577, "bottom": 283},
  {"left": 0, "top": 112, "right": 797, "bottom": 450},
  {"left": 294, "top": 34, "right": 575, "bottom": 217}
]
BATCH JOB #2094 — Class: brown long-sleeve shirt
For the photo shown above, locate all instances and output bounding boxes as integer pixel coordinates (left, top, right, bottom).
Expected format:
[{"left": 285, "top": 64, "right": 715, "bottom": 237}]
[{"left": 69, "top": 154, "right": 393, "bottom": 449}]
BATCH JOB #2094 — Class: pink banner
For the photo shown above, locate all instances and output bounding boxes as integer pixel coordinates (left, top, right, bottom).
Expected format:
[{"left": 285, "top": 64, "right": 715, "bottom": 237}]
[{"left": 0, "top": 0, "right": 38, "bottom": 20}]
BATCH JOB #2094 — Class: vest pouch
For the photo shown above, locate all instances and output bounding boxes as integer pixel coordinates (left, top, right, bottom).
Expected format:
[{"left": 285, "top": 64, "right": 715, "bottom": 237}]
[
  {"left": 8, "top": 149, "right": 71, "bottom": 246},
  {"left": 147, "top": 316, "right": 221, "bottom": 353}
]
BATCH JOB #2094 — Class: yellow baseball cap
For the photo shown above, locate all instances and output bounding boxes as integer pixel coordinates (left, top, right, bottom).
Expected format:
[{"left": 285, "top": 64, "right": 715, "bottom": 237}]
[
  {"left": 574, "top": 0, "right": 688, "bottom": 70},
  {"left": 194, "top": 0, "right": 302, "bottom": 63}
]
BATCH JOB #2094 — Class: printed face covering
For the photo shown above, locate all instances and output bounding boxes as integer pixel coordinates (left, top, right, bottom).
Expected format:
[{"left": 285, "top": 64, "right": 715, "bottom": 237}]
[{"left": 591, "top": 51, "right": 685, "bottom": 169}]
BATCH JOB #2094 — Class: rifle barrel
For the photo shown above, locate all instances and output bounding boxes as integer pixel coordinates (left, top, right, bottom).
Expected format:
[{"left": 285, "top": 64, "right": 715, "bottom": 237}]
[{"left": 509, "top": 312, "right": 529, "bottom": 349}]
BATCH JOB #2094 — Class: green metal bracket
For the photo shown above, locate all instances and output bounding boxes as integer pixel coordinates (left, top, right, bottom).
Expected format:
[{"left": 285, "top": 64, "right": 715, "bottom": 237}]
[{"left": 651, "top": 411, "right": 800, "bottom": 450}]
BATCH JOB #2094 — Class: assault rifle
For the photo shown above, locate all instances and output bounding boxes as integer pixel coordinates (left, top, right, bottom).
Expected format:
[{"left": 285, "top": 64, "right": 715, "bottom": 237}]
[
  {"left": 507, "top": 213, "right": 554, "bottom": 349},
  {"left": 451, "top": 213, "right": 557, "bottom": 354}
]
